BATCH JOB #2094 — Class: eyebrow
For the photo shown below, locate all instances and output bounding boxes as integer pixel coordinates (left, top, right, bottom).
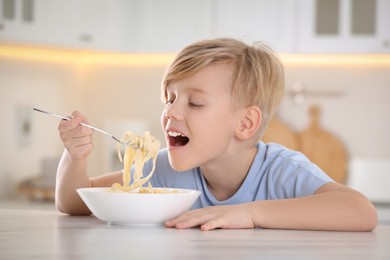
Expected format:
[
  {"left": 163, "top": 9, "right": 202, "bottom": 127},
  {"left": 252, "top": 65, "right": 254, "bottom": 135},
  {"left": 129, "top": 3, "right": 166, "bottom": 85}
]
[
  {"left": 186, "top": 87, "right": 209, "bottom": 95},
  {"left": 166, "top": 85, "right": 210, "bottom": 96}
]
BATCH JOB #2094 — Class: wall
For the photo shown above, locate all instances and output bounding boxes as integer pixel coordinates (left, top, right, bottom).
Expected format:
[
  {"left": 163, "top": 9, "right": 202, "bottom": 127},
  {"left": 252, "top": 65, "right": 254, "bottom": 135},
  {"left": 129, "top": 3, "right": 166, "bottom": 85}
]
[
  {"left": 77, "top": 63, "right": 167, "bottom": 176},
  {"left": 0, "top": 57, "right": 83, "bottom": 196},
  {"left": 0, "top": 52, "right": 389, "bottom": 198},
  {"left": 281, "top": 63, "right": 390, "bottom": 158}
]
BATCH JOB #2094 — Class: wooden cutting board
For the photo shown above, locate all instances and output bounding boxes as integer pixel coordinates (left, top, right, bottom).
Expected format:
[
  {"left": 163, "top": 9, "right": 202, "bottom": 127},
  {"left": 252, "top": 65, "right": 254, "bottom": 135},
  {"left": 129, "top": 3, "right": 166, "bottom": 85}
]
[
  {"left": 298, "top": 105, "right": 348, "bottom": 183},
  {"left": 263, "top": 114, "right": 299, "bottom": 150}
]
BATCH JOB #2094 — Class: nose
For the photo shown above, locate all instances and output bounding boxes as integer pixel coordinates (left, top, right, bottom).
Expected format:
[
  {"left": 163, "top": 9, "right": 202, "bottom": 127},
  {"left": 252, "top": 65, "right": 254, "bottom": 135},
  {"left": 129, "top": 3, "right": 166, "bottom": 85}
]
[{"left": 164, "top": 101, "right": 183, "bottom": 121}]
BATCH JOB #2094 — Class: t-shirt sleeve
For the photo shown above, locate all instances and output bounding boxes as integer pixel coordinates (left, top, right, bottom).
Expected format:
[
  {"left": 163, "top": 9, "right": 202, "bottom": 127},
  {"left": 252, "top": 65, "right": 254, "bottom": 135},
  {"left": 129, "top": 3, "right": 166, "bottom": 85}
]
[{"left": 267, "top": 152, "right": 334, "bottom": 199}]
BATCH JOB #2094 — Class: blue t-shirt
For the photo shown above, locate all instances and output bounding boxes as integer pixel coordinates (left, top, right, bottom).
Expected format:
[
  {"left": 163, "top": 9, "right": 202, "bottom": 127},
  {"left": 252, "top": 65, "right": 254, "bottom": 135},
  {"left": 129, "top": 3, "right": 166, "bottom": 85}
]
[{"left": 139, "top": 142, "right": 333, "bottom": 209}]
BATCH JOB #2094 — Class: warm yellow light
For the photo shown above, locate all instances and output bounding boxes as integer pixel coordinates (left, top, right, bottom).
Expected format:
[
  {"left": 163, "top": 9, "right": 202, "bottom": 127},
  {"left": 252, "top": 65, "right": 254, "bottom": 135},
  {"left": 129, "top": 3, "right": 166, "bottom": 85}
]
[
  {"left": 0, "top": 45, "right": 175, "bottom": 65},
  {"left": 0, "top": 45, "right": 77, "bottom": 63},
  {"left": 0, "top": 44, "right": 389, "bottom": 66},
  {"left": 281, "top": 54, "right": 390, "bottom": 66}
]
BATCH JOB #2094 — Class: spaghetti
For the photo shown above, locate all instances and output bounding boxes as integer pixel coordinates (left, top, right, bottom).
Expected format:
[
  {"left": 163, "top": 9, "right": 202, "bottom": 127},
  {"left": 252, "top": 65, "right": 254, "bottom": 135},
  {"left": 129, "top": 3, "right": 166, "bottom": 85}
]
[{"left": 109, "top": 131, "right": 163, "bottom": 193}]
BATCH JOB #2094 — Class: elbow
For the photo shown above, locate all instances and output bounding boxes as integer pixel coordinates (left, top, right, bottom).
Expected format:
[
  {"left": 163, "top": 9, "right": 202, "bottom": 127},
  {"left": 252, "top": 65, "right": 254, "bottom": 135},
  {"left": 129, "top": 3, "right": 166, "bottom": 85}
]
[
  {"left": 361, "top": 203, "right": 378, "bottom": 232},
  {"left": 353, "top": 196, "right": 378, "bottom": 232},
  {"left": 55, "top": 201, "right": 73, "bottom": 215},
  {"left": 55, "top": 191, "right": 91, "bottom": 216},
  {"left": 55, "top": 199, "right": 74, "bottom": 215},
  {"left": 56, "top": 201, "right": 91, "bottom": 216},
  {"left": 334, "top": 191, "right": 378, "bottom": 232}
]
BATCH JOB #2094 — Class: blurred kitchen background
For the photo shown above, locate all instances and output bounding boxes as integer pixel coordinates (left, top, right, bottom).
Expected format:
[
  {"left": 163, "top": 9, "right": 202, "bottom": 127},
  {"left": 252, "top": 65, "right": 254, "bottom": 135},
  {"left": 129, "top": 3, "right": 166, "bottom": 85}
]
[{"left": 0, "top": 0, "right": 389, "bottom": 224}]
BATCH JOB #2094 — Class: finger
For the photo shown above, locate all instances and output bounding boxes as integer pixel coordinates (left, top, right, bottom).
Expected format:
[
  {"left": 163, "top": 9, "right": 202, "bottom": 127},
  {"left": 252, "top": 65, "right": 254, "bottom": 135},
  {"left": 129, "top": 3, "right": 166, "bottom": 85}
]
[
  {"left": 73, "top": 124, "right": 94, "bottom": 138},
  {"left": 165, "top": 209, "right": 200, "bottom": 227},
  {"left": 70, "top": 111, "right": 91, "bottom": 124},
  {"left": 59, "top": 129, "right": 91, "bottom": 147},
  {"left": 58, "top": 110, "right": 91, "bottom": 133},
  {"left": 59, "top": 123, "right": 94, "bottom": 143},
  {"left": 58, "top": 116, "right": 82, "bottom": 133},
  {"left": 61, "top": 131, "right": 93, "bottom": 154},
  {"left": 63, "top": 134, "right": 94, "bottom": 159},
  {"left": 166, "top": 210, "right": 214, "bottom": 229},
  {"left": 71, "top": 135, "right": 93, "bottom": 147},
  {"left": 165, "top": 212, "right": 187, "bottom": 228},
  {"left": 68, "top": 143, "right": 94, "bottom": 160},
  {"left": 200, "top": 218, "right": 225, "bottom": 231}
]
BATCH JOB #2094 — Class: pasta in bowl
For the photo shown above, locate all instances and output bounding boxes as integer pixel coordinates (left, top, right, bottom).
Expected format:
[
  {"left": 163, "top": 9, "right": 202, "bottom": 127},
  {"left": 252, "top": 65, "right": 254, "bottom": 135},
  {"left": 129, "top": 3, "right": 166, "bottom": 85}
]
[
  {"left": 77, "top": 187, "right": 201, "bottom": 226},
  {"left": 77, "top": 131, "right": 200, "bottom": 226}
]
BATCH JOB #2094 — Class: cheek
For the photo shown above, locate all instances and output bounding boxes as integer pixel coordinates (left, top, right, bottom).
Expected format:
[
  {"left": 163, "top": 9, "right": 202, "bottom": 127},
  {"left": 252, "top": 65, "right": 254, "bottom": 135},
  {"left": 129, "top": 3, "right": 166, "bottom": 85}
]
[
  {"left": 161, "top": 111, "right": 167, "bottom": 129},
  {"left": 207, "top": 109, "right": 240, "bottom": 135},
  {"left": 198, "top": 114, "right": 235, "bottom": 141},
  {"left": 211, "top": 109, "right": 236, "bottom": 127}
]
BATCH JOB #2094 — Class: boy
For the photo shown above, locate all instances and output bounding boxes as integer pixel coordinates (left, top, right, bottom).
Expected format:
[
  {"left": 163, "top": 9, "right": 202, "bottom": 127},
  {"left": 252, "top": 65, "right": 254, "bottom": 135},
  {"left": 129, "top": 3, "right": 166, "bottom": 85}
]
[{"left": 56, "top": 38, "right": 377, "bottom": 231}]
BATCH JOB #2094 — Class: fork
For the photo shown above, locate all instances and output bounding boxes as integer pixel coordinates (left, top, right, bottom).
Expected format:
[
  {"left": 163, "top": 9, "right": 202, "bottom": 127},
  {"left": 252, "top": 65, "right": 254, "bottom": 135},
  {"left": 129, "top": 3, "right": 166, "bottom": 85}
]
[{"left": 33, "top": 108, "right": 137, "bottom": 147}]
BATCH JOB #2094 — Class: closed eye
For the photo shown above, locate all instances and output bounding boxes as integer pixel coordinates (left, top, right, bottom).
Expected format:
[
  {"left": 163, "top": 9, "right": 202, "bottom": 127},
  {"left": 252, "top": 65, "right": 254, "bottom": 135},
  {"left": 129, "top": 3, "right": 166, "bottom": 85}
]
[{"left": 189, "top": 102, "right": 203, "bottom": 108}]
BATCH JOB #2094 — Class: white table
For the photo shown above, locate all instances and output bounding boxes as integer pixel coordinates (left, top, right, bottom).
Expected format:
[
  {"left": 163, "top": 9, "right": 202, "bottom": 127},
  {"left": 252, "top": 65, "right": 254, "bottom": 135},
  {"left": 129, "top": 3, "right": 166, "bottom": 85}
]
[{"left": 1, "top": 209, "right": 389, "bottom": 259}]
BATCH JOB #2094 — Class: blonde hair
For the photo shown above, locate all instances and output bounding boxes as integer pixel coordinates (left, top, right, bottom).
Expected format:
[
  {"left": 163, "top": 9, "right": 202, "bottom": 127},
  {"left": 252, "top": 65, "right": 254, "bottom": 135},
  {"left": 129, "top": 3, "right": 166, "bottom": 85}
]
[{"left": 162, "top": 38, "right": 285, "bottom": 137}]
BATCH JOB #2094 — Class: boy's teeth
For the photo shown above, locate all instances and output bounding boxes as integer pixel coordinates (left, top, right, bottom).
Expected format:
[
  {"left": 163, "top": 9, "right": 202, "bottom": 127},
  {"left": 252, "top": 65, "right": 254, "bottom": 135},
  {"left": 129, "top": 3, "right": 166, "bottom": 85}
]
[{"left": 168, "top": 131, "right": 182, "bottom": 137}]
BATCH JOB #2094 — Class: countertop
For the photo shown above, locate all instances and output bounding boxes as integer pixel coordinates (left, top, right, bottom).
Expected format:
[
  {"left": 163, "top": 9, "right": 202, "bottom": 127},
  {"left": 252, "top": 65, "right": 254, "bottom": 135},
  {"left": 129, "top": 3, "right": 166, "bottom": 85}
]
[{"left": 1, "top": 209, "right": 390, "bottom": 259}]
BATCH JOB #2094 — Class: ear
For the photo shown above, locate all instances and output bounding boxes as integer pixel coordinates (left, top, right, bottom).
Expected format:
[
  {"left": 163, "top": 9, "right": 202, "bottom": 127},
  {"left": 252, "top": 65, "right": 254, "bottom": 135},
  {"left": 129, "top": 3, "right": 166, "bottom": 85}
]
[{"left": 235, "top": 106, "right": 262, "bottom": 140}]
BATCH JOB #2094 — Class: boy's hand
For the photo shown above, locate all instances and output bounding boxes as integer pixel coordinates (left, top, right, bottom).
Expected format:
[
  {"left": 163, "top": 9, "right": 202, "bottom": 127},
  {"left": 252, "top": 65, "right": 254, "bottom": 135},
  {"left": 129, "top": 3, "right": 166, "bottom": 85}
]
[
  {"left": 58, "top": 111, "right": 94, "bottom": 160},
  {"left": 165, "top": 204, "right": 256, "bottom": 231}
]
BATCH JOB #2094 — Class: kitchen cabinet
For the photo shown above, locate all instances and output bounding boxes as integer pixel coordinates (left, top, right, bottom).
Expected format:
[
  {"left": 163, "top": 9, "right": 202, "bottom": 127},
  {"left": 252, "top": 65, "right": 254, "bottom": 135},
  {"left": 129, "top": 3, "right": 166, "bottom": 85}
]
[
  {"left": 0, "top": 0, "right": 213, "bottom": 53},
  {"left": 35, "top": 1, "right": 79, "bottom": 47},
  {"left": 72, "top": 0, "right": 129, "bottom": 51},
  {"left": 213, "top": 0, "right": 296, "bottom": 53},
  {"left": 131, "top": 0, "right": 390, "bottom": 53},
  {"left": 1, "top": 0, "right": 389, "bottom": 53},
  {"left": 296, "top": 0, "right": 390, "bottom": 53},
  {"left": 0, "top": 0, "right": 297, "bottom": 53},
  {"left": 128, "top": 0, "right": 296, "bottom": 53},
  {"left": 0, "top": 0, "right": 128, "bottom": 51},
  {"left": 0, "top": 0, "right": 44, "bottom": 44},
  {"left": 128, "top": 0, "right": 213, "bottom": 53}
]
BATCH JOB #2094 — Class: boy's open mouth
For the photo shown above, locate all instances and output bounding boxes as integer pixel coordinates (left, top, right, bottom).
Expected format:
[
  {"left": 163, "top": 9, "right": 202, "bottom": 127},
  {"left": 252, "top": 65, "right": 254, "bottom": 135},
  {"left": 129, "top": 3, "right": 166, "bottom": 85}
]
[{"left": 168, "top": 131, "right": 189, "bottom": 147}]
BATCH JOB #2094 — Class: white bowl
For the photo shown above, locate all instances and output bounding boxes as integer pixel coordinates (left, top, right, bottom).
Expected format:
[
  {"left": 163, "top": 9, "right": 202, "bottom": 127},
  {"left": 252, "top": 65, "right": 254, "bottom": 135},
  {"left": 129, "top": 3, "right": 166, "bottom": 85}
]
[{"left": 76, "top": 187, "right": 201, "bottom": 226}]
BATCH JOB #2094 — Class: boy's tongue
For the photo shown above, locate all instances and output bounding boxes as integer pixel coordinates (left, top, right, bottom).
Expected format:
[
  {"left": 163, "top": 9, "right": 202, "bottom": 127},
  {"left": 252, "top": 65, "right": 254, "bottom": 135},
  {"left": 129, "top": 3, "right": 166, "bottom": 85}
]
[{"left": 170, "top": 136, "right": 189, "bottom": 147}]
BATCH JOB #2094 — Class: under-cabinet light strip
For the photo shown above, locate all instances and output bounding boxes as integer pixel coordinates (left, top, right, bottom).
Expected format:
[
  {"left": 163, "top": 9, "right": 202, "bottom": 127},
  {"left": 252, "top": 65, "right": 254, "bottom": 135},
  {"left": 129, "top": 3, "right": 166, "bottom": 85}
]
[{"left": 1, "top": 45, "right": 390, "bottom": 66}]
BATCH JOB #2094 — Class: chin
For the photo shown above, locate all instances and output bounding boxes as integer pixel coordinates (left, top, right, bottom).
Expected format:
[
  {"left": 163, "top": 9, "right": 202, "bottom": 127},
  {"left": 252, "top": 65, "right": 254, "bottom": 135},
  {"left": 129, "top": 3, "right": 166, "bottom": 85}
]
[
  {"left": 167, "top": 153, "right": 194, "bottom": 172},
  {"left": 168, "top": 159, "right": 189, "bottom": 172}
]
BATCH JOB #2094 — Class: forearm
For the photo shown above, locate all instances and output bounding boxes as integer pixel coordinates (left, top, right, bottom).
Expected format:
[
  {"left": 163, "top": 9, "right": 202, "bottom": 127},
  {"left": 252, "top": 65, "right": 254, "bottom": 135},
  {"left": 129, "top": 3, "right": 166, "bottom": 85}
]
[
  {"left": 55, "top": 149, "right": 92, "bottom": 215},
  {"left": 249, "top": 190, "right": 377, "bottom": 231}
]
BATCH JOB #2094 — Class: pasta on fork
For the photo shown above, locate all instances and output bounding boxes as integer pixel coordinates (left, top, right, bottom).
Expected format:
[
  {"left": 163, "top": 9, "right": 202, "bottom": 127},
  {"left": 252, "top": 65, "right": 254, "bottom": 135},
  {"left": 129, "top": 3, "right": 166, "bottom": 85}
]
[{"left": 109, "top": 131, "right": 174, "bottom": 193}]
